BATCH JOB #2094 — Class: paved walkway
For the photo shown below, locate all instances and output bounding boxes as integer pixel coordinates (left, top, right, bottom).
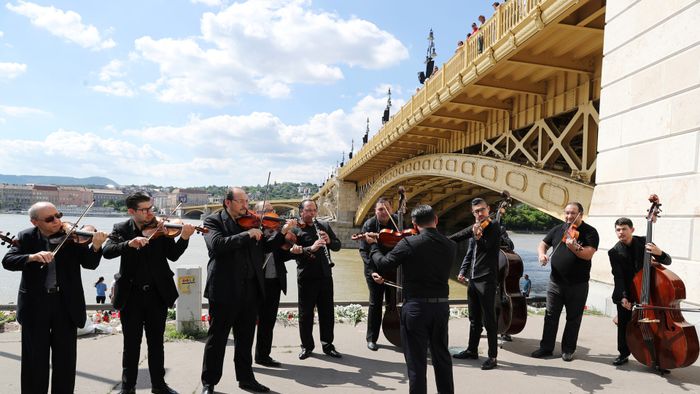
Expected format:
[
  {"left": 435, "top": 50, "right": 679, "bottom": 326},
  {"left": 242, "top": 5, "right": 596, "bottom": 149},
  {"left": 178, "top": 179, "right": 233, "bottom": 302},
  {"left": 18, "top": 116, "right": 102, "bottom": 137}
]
[{"left": 1, "top": 314, "right": 699, "bottom": 393}]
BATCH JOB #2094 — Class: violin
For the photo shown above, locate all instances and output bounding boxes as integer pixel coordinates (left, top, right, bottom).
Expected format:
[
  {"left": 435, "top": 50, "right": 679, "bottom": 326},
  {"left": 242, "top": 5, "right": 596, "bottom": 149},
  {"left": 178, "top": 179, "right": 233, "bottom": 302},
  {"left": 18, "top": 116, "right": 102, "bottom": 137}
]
[
  {"left": 561, "top": 213, "right": 583, "bottom": 251},
  {"left": 1, "top": 231, "right": 19, "bottom": 248},
  {"left": 141, "top": 218, "right": 208, "bottom": 239},
  {"left": 236, "top": 210, "right": 287, "bottom": 231},
  {"left": 48, "top": 223, "right": 123, "bottom": 245}
]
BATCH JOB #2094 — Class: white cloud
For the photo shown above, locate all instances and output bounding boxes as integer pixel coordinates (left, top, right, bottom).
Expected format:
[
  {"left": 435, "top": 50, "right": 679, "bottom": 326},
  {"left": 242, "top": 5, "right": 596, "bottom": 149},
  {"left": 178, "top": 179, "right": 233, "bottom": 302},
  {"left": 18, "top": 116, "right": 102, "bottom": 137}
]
[
  {"left": 0, "top": 62, "right": 27, "bottom": 79},
  {"left": 6, "top": 1, "right": 116, "bottom": 50},
  {"left": 191, "top": 0, "right": 223, "bottom": 6},
  {"left": 133, "top": 0, "right": 408, "bottom": 105},
  {"left": 0, "top": 31, "right": 4, "bottom": 38},
  {"left": 0, "top": 104, "right": 50, "bottom": 117},
  {"left": 91, "top": 81, "right": 135, "bottom": 97},
  {"left": 98, "top": 59, "right": 125, "bottom": 81}
]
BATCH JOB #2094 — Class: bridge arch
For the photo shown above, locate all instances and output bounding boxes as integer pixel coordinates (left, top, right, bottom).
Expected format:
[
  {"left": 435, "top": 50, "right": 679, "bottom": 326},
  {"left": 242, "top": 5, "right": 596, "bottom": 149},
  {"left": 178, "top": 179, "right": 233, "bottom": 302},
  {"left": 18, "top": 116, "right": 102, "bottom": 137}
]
[{"left": 354, "top": 154, "right": 593, "bottom": 225}]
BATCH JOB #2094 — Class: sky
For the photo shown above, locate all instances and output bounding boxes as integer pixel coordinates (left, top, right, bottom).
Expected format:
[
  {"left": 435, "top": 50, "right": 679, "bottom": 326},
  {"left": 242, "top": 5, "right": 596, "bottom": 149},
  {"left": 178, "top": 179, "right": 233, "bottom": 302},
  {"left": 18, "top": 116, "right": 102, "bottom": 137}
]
[{"left": 0, "top": 0, "right": 495, "bottom": 187}]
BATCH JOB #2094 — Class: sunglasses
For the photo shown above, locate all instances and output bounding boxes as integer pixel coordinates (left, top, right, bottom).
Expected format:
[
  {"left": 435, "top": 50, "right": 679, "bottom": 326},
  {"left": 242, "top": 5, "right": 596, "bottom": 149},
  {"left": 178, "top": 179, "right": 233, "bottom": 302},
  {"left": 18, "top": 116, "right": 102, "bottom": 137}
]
[{"left": 42, "top": 212, "right": 63, "bottom": 223}]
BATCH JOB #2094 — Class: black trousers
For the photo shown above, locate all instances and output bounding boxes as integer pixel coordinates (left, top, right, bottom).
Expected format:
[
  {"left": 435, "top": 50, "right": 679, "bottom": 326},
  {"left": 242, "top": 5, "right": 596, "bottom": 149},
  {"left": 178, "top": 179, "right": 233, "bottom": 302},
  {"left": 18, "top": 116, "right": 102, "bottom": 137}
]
[
  {"left": 540, "top": 280, "right": 589, "bottom": 353},
  {"left": 255, "top": 278, "right": 282, "bottom": 360},
  {"left": 366, "top": 276, "right": 388, "bottom": 342},
  {"left": 120, "top": 287, "right": 168, "bottom": 389},
  {"left": 96, "top": 295, "right": 106, "bottom": 304},
  {"left": 616, "top": 303, "right": 632, "bottom": 357},
  {"left": 21, "top": 292, "right": 77, "bottom": 394},
  {"left": 467, "top": 279, "right": 498, "bottom": 358},
  {"left": 297, "top": 276, "right": 334, "bottom": 350},
  {"left": 202, "top": 278, "right": 259, "bottom": 385},
  {"left": 401, "top": 300, "right": 453, "bottom": 394}
]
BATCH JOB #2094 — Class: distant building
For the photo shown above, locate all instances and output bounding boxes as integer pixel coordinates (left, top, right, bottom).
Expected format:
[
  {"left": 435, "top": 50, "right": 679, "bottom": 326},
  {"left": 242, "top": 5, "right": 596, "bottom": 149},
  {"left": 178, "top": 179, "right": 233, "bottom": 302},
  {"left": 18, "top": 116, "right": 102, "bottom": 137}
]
[
  {"left": 92, "top": 188, "right": 125, "bottom": 206},
  {"left": 0, "top": 184, "right": 33, "bottom": 210},
  {"left": 31, "top": 185, "right": 59, "bottom": 204},
  {"left": 170, "top": 188, "right": 210, "bottom": 207},
  {"left": 152, "top": 191, "right": 169, "bottom": 212},
  {"left": 58, "top": 186, "right": 93, "bottom": 206}
]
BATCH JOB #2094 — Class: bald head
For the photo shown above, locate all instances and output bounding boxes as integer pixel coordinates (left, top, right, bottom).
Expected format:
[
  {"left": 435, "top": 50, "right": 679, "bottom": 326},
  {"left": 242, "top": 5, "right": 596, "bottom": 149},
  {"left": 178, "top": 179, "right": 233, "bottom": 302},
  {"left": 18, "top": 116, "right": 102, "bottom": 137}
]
[{"left": 29, "top": 202, "right": 56, "bottom": 220}]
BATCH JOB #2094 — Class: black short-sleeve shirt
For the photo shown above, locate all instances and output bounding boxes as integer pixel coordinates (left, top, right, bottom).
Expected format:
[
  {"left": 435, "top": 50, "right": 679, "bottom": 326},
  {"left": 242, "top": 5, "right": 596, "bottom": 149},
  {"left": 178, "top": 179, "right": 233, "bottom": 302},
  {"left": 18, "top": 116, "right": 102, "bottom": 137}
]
[{"left": 543, "top": 221, "right": 599, "bottom": 285}]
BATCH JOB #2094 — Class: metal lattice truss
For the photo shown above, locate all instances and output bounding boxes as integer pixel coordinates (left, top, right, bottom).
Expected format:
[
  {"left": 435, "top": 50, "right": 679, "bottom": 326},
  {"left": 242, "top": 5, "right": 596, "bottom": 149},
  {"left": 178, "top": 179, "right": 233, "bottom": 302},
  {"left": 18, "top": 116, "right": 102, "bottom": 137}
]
[{"left": 481, "top": 101, "right": 598, "bottom": 183}]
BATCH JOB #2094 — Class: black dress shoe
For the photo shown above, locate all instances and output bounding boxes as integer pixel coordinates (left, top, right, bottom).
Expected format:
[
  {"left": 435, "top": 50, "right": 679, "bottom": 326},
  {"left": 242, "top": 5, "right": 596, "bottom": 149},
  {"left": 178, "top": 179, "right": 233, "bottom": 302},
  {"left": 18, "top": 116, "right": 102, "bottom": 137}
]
[
  {"left": 239, "top": 380, "right": 270, "bottom": 393},
  {"left": 255, "top": 356, "right": 282, "bottom": 367},
  {"left": 453, "top": 349, "right": 479, "bottom": 359},
  {"left": 323, "top": 344, "right": 342, "bottom": 358},
  {"left": 481, "top": 357, "right": 498, "bottom": 370},
  {"left": 152, "top": 383, "right": 178, "bottom": 394},
  {"left": 500, "top": 334, "right": 513, "bottom": 342},
  {"left": 367, "top": 341, "right": 379, "bottom": 351},
  {"left": 531, "top": 348, "right": 553, "bottom": 358},
  {"left": 612, "top": 355, "right": 629, "bottom": 366},
  {"left": 299, "top": 348, "right": 313, "bottom": 360},
  {"left": 119, "top": 388, "right": 136, "bottom": 394},
  {"left": 201, "top": 384, "right": 215, "bottom": 394}
]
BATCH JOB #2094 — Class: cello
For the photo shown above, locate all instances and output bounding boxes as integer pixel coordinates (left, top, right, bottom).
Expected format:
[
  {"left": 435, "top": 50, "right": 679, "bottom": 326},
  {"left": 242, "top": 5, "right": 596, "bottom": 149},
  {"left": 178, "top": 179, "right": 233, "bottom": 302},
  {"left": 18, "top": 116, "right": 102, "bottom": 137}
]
[
  {"left": 626, "top": 194, "right": 699, "bottom": 372},
  {"left": 380, "top": 186, "right": 411, "bottom": 347},
  {"left": 494, "top": 192, "right": 527, "bottom": 336}
]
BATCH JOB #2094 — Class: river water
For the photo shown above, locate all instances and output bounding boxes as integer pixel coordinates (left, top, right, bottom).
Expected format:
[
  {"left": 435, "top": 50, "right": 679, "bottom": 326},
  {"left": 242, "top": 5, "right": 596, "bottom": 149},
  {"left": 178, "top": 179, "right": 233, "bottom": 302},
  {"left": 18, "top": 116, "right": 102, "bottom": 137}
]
[{"left": 0, "top": 213, "right": 549, "bottom": 305}]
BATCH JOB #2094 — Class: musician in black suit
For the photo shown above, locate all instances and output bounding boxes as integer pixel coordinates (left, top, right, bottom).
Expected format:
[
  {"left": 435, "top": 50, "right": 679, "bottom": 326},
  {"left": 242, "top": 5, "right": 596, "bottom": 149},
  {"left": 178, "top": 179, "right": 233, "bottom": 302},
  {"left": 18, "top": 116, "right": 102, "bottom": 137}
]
[
  {"left": 288, "top": 199, "right": 342, "bottom": 360},
  {"left": 449, "top": 198, "right": 500, "bottom": 370},
  {"left": 608, "top": 217, "right": 671, "bottom": 366},
  {"left": 253, "top": 201, "right": 290, "bottom": 368},
  {"left": 358, "top": 198, "right": 398, "bottom": 351},
  {"left": 200, "top": 187, "right": 292, "bottom": 394},
  {"left": 365, "top": 204, "right": 455, "bottom": 394},
  {"left": 102, "top": 192, "right": 195, "bottom": 394},
  {"left": 2, "top": 202, "right": 107, "bottom": 393}
]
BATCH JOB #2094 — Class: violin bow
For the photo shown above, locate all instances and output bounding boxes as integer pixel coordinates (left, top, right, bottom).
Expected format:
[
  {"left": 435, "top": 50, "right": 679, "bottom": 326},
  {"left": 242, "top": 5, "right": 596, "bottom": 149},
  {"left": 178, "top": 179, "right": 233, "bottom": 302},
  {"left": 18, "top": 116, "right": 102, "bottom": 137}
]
[
  {"left": 46, "top": 200, "right": 96, "bottom": 266},
  {"left": 146, "top": 202, "right": 182, "bottom": 242},
  {"left": 383, "top": 279, "right": 403, "bottom": 289}
]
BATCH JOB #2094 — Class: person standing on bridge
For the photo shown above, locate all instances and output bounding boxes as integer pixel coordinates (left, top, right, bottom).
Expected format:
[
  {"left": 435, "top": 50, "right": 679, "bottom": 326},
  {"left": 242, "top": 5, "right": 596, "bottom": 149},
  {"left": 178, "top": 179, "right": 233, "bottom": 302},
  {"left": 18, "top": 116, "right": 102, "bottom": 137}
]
[
  {"left": 358, "top": 197, "right": 398, "bottom": 351},
  {"left": 2, "top": 202, "right": 107, "bottom": 393},
  {"left": 288, "top": 199, "right": 343, "bottom": 360},
  {"left": 532, "top": 202, "right": 599, "bottom": 362},
  {"left": 103, "top": 191, "right": 195, "bottom": 394},
  {"left": 200, "top": 187, "right": 293, "bottom": 394},
  {"left": 364, "top": 204, "right": 456, "bottom": 393},
  {"left": 608, "top": 217, "right": 671, "bottom": 366},
  {"left": 450, "top": 198, "right": 501, "bottom": 370}
]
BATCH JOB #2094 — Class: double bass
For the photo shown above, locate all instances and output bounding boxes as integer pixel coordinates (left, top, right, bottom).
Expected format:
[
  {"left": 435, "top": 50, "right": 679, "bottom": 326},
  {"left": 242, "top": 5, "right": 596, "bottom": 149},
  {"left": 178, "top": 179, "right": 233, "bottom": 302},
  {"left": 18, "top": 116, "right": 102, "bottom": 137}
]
[
  {"left": 626, "top": 194, "right": 699, "bottom": 372},
  {"left": 380, "top": 186, "right": 412, "bottom": 347},
  {"left": 494, "top": 192, "right": 527, "bottom": 336}
]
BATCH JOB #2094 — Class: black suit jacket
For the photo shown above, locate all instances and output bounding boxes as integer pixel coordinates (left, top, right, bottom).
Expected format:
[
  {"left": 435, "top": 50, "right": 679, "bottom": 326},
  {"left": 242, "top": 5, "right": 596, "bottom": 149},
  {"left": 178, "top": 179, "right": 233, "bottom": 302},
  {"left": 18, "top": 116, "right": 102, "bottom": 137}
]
[
  {"left": 451, "top": 221, "right": 500, "bottom": 281},
  {"left": 202, "top": 210, "right": 284, "bottom": 306},
  {"left": 291, "top": 220, "right": 341, "bottom": 281},
  {"left": 2, "top": 227, "right": 101, "bottom": 328},
  {"left": 370, "top": 228, "right": 456, "bottom": 299},
  {"left": 265, "top": 244, "right": 291, "bottom": 295},
  {"left": 102, "top": 219, "right": 189, "bottom": 310},
  {"left": 609, "top": 235, "right": 671, "bottom": 304}
]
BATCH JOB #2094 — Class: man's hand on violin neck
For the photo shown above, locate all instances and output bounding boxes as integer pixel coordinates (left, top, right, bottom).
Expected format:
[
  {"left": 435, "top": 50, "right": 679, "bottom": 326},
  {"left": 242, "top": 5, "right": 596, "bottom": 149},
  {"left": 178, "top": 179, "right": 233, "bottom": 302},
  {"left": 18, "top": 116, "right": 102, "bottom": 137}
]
[
  {"left": 29, "top": 251, "right": 54, "bottom": 264},
  {"left": 247, "top": 228, "right": 263, "bottom": 241},
  {"left": 91, "top": 231, "right": 109, "bottom": 250},
  {"left": 180, "top": 223, "right": 196, "bottom": 240},
  {"left": 129, "top": 237, "right": 149, "bottom": 249}
]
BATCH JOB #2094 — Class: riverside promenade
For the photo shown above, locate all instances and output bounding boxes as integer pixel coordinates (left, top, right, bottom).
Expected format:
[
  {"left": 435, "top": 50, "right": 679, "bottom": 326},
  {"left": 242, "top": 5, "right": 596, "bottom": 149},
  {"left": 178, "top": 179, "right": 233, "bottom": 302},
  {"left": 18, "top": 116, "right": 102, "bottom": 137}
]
[{"left": 1, "top": 313, "right": 700, "bottom": 393}]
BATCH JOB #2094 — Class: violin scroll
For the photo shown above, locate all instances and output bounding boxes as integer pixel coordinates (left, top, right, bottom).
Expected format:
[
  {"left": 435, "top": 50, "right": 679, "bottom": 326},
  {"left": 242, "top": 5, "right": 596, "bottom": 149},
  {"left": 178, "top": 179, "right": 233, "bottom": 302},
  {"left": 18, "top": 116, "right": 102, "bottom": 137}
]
[{"left": 1, "top": 231, "right": 18, "bottom": 248}]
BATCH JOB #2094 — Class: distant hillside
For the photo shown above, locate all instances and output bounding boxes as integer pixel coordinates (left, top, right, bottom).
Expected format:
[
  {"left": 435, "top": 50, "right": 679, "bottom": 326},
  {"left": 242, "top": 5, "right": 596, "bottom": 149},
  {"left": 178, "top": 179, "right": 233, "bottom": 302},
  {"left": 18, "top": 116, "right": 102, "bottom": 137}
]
[{"left": 0, "top": 174, "right": 119, "bottom": 187}]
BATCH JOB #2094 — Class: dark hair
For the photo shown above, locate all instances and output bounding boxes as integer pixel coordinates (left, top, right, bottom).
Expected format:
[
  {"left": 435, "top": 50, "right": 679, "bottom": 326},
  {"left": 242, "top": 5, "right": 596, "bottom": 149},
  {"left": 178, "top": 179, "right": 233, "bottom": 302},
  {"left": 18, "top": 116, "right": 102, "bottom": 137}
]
[
  {"left": 566, "top": 202, "right": 584, "bottom": 214},
  {"left": 299, "top": 199, "right": 317, "bottom": 210},
  {"left": 614, "top": 217, "right": 634, "bottom": 228},
  {"left": 471, "top": 197, "right": 487, "bottom": 207},
  {"left": 375, "top": 197, "right": 390, "bottom": 208},
  {"left": 125, "top": 191, "right": 151, "bottom": 210},
  {"left": 411, "top": 204, "right": 435, "bottom": 226},
  {"left": 95, "top": 276, "right": 104, "bottom": 286}
]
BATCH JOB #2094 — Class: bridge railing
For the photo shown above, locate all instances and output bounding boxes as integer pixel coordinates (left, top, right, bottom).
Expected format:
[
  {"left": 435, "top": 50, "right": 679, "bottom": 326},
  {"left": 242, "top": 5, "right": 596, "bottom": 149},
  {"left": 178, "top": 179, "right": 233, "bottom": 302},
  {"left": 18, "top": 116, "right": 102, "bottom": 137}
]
[{"left": 340, "top": 0, "right": 546, "bottom": 179}]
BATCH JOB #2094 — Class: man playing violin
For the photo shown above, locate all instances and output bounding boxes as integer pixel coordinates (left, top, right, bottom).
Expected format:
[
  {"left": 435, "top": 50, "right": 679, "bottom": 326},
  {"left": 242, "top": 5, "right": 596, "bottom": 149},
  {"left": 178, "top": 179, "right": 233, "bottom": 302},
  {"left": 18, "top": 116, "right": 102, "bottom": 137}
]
[
  {"left": 2, "top": 202, "right": 108, "bottom": 393},
  {"left": 200, "top": 187, "right": 294, "bottom": 394},
  {"left": 103, "top": 191, "right": 196, "bottom": 394},
  {"left": 357, "top": 197, "right": 398, "bottom": 351},
  {"left": 253, "top": 201, "right": 291, "bottom": 368},
  {"left": 532, "top": 202, "right": 599, "bottom": 362},
  {"left": 451, "top": 198, "right": 501, "bottom": 370},
  {"left": 608, "top": 217, "right": 671, "bottom": 366},
  {"left": 364, "top": 204, "right": 455, "bottom": 394},
  {"left": 288, "top": 199, "right": 343, "bottom": 360}
]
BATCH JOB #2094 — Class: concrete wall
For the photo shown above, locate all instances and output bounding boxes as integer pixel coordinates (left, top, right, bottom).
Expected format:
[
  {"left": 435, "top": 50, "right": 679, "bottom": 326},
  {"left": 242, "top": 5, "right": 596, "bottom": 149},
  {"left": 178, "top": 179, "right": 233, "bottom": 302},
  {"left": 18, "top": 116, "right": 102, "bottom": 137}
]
[{"left": 588, "top": 1, "right": 700, "bottom": 304}]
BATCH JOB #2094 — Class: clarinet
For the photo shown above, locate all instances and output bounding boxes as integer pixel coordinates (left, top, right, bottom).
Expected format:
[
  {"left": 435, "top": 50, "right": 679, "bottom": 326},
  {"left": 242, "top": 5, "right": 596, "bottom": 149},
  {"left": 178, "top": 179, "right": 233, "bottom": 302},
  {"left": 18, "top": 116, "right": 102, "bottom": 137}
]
[{"left": 312, "top": 217, "right": 335, "bottom": 268}]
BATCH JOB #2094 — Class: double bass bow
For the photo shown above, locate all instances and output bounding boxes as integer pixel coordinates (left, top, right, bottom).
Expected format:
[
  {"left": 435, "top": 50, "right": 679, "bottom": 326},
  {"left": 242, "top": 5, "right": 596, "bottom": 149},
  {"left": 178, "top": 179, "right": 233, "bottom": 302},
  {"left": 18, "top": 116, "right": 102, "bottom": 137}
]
[{"left": 626, "top": 194, "right": 699, "bottom": 373}]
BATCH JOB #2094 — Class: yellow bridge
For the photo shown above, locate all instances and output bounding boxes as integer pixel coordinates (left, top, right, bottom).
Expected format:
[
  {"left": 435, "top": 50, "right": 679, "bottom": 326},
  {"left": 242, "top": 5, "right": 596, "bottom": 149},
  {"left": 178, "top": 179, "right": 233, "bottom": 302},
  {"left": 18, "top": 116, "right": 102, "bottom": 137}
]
[{"left": 180, "top": 199, "right": 302, "bottom": 219}]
